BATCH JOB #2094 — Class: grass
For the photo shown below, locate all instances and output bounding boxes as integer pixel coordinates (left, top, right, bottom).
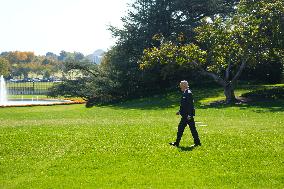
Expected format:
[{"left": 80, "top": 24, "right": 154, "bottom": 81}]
[
  {"left": 7, "top": 95, "right": 49, "bottom": 99},
  {"left": 6, "top": 82, "right": 55, "bottom": 88},
  {"left": 0, "top": 84, "right": 283, "bottom": 188}
]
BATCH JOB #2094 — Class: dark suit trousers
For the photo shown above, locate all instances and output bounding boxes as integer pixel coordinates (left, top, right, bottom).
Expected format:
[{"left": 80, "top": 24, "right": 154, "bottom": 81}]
[{"left": 176, "top": 117, "right": 200, "bottom": 145}]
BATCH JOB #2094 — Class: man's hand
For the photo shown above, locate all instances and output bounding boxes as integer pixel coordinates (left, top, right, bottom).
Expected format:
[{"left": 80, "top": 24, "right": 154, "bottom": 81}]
[
  {"left": 176, "top": 111, "right": 180, "bottom": 115},
  {"left": 187, "top": 115, "right": 192, "bottom": 120}
]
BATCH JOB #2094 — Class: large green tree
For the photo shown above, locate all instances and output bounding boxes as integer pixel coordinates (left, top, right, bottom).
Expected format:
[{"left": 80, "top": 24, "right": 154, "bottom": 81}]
[
  {"left": 140, "top": 0, "right": 284, "bottom": 103},
  {"left": 105, "top": 0, "right": 239, "bottom": 98},
  {"left": 48, "top": 0, "right": 241, "bottom": 104},
  {"left": 240, "top": 0, "right": 284, "bottom": 83}
]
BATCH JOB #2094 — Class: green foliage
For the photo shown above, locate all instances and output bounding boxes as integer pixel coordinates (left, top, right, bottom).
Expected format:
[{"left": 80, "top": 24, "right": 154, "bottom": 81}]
[
  {"left": 10, "top": 64, "right": 31, "bottom": 78},
  {"left": 238, "top": 0, "right": 284, "bottom": 83},
  {"left": 48, "top": 59, "right": 126, "bottom": 105},
  {"left": 104, "top": 0, "right": 240, "bottom": 103},
  {"left": 0, "top": 57, "right": 10, "bottom": 76},
  {"left": 0, "top": 50, "right": 87, "bottom": 79},
  {"left": 140, "top": 0, "right": 284, "bottom": 103},
  {"left": 48, "top": 79, "right": 89, "bottom": 99},
  {"left": 48, "top": 60, "right": 97, "bottom": 99},
  {"left": 140, "top": 42, "right": 207, "bottom": 73}
]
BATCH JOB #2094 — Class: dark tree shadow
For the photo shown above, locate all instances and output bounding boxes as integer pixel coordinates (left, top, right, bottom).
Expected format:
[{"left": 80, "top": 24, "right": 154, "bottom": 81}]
[
  {"left": 199, "top": 100, "right": 284, "bottom": 112},
  {"left": 95, "top": 85, "right": 284, "bottom": 113},
  {"left": 107, "top": 92, "right": 180, "bottom": 110},
  {"left": 105, "top": 85, "right": 223, "bottom": 110},
  {"left": 199, "top": 87, "right": 284, "bottom": 113}
]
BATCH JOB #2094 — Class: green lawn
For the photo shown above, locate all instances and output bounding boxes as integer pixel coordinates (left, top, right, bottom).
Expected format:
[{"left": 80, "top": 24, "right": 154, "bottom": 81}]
[
  {"left": 7, "top": 82, "right": 55, "bottom": 89},
  {"left": 0, "top": 85, "right": 283, "bottom": 188}
]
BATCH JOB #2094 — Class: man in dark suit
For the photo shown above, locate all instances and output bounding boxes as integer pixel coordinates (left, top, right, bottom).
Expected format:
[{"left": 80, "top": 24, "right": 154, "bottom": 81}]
[{"left": 169, "top": 80, "right": 201, "bottom": 147}]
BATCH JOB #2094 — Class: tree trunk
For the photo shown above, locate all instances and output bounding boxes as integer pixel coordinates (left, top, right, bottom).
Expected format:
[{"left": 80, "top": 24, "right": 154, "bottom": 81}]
[
  {"left": 224, "top": 83, "right": 236, "bottom": 104},
  {"left": 192, "top": 60, "right": 246, "bottom": 104}
]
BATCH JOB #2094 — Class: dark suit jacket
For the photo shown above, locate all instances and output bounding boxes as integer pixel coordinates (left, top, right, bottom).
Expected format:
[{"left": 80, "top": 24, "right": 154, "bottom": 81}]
[{"left": 179, "top": 89, "right": 195, "bottom": 117}]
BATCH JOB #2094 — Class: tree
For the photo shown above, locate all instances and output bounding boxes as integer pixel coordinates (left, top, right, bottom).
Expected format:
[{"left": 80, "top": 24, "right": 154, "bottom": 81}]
[
  {"left": 105, "top": 0, "right": 240, "bottom": 99},
  {"left": 6, "top": 51, "right": 35, "bottom": 64},
  {"left": 46, "top": 52, "right": 58, "bottom": 59},
  {"left": 48, "top": 60, "right": 115, "bottom": 104},
  {"left": 48, "top": 0, "right": 241, "bottom": 104},
  {"left": 239, "top": 0, "right": 284, "bottom": 83},
  {"left": 10, "top": 64, "right": 30, "bottom": 78},
  {"left": 0, "top": 57, "right": 10, "bottom": 76},
  {"left": 58, "top": 50, "right": 68, "bottom": 61},
  {"left": 140, "top": 0, "right": 284, "bottom": 103},
  {"left": 74, "top": 52, "right": 84, "bottom": 62}
]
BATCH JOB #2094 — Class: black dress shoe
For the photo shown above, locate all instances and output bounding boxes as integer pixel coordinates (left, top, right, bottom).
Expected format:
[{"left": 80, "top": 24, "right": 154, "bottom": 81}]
[
  {"left": 169, "top": 142, "right": 179, "bottom": 147},
  {"left": 194, "top": 143, "right": 201, "bottom": 147}
]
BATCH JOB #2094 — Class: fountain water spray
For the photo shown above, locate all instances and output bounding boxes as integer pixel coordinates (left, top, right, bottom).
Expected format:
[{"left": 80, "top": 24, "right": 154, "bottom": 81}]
[
  {"left": 0, "top": 75, "right": 8, "bottom": 105},
  {"left": 0, "top": 75, "right": 74, "bottom": 107}
]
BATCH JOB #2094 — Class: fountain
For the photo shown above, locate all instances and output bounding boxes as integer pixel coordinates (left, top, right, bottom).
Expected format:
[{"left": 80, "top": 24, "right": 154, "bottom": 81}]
[
  {"left": 0, "top": 75, "right": 8, "bottom": 105},
  {"left": 0, "top": 75, "right": 79, "bottom": 107}
]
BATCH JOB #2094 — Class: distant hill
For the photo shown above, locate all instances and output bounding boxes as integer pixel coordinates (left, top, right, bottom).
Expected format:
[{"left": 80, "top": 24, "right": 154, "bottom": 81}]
[{"left": 86, "top": 49, "right": 105, "bottom": 64}]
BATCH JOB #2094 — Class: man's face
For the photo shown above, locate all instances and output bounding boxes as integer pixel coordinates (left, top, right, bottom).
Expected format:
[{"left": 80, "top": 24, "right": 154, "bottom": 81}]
[{"left": 179, "top": 83, "right": 187, "bottom": 91}]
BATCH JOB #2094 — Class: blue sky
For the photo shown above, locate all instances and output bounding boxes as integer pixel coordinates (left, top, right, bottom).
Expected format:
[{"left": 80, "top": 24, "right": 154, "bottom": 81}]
[{"left": 0, "top": 0, "right": 132, "bottom": 55}]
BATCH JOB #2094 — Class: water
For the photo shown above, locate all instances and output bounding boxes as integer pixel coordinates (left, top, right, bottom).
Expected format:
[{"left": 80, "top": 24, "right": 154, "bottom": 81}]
[
  {"left": 0, "top": 75, "right": 8, "bottom": 105},
  {"left": 0, "top": 75, "right": 74, "bottom": 107},
  {"left": 2, "top": 99, "right": 73, "bottom": 106}
]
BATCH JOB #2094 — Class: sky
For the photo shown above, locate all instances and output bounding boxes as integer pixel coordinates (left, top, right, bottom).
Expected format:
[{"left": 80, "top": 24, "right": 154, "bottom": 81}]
[{"left": 0, "top": 0, "right": 132, "bottom": 56}]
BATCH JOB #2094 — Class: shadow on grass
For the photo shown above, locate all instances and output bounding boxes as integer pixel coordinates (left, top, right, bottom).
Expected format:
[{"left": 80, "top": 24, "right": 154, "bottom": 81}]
[
  {"left": 199, "top": 86, "right": 284, "bottom": 113},
  {"left": 178, "top": 145, "right": 196, "bottom": 152},
  {"left": 100, "top": 85, "right": 284, "bottom": 113},
  {"left": 198, "top": 99, "right": 284, "bottom": 113},
  {"left": 106, "top": 92, "right": 179, "bottom": 110},
  {"left": 106, "top": 85, "right": 223, "bottom": 110}
]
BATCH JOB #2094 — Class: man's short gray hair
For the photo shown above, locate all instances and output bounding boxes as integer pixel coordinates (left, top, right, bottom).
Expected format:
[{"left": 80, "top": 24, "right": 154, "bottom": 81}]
[{"left": 180, "top": 80, "right": 189, "bottom": 87}]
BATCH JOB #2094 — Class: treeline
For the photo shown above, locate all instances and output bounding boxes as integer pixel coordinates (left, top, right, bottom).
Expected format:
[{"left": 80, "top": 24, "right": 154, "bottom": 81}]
[
  {"left": 48, "top": 0, "right": 283, "bottom": 105},
  {"left": 2, "top": 0, "right": 283, "bottom": 104},
  {"left": 0, "top": 51, "right": 88, "bottom": 80}
]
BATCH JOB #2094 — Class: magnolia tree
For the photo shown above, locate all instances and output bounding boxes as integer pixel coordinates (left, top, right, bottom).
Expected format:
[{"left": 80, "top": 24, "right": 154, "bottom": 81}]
[{"left": 140, "top": 0, "right": 284, "bottom": 103}]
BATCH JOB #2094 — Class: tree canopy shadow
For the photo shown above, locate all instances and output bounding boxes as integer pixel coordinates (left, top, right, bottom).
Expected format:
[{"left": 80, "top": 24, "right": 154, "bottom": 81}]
[
  {"left": 97, "top": 85, "right": 284, "bottom": 113},
  {"left": 198, "top": 98, "right": 284, "bottom": 113},
  {"left": 105, "top": 85, "right": 223, "bottom": 110},
  {"left": 198, "top": 86, "right": 284, "bottom": 113}
]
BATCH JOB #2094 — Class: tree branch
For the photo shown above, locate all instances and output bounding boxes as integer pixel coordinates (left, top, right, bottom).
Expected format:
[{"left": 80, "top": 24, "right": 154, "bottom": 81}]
[
  {"left": 192, "top": 61, "right": 226, "bottom": 87},
  {"left": 232, "top": 58, "right": 247, "bottom": 85},
  {"left": 65, "top": 61, "right": 98, "bottom": 77},
  {"left": 226, "top": 61, "right": 231, "bottom": 81}
]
